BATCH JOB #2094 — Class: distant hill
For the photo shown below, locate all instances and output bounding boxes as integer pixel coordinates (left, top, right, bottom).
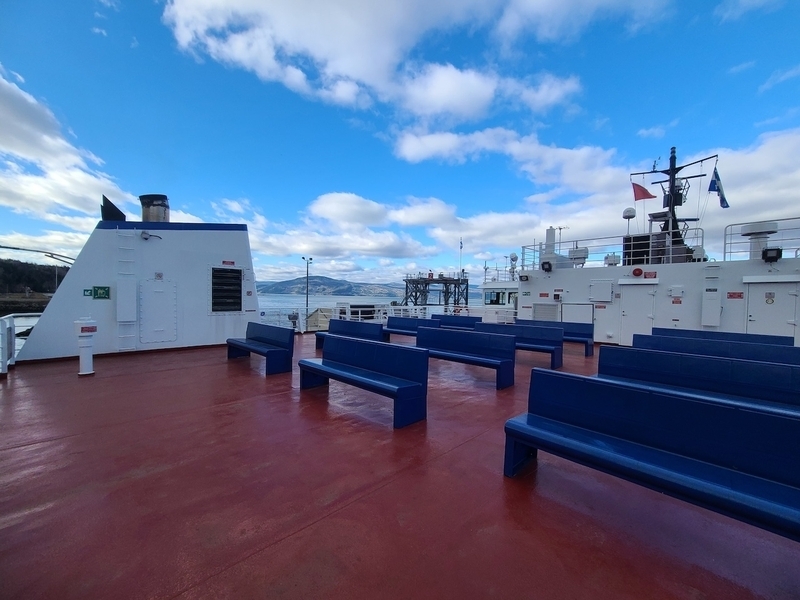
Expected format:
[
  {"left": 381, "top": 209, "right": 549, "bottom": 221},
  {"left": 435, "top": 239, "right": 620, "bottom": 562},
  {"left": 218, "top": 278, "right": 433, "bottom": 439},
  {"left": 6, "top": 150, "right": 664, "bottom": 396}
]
[
  {"left": 257, "top": 276, "right": 406, "bottom": 298},
  {"left": 1, "top": 259, "right": 69, "bottom": 295}
]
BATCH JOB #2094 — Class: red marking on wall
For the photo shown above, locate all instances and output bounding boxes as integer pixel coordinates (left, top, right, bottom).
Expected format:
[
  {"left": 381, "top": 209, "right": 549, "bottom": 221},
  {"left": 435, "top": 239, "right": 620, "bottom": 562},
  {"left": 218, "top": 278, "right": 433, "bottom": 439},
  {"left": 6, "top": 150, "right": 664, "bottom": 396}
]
[
  {"left": 222, "top": 260, "right": 235, "bottom": 265},
  {"left": 80, "top": 326, "right": 97, "bottom": 333},
  {"left": 672, "top": 298, "right": 682, "bottom": 304},
  {"left": 643, "top": 271, "right": 657, "bottom": 279},
  {"left": 539, "top": 293, "right": 549, "bottom": 298},
  {"left": 727, "top": 291, "right": 744, "bottom": 299}
]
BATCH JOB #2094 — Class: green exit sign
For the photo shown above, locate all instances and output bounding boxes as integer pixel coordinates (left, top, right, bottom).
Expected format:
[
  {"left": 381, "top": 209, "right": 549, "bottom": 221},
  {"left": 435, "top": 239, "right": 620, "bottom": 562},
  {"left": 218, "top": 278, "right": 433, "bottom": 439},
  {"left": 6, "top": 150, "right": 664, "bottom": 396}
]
[{"left": 92, "top": 286, "right": 111, "bottom": 299}]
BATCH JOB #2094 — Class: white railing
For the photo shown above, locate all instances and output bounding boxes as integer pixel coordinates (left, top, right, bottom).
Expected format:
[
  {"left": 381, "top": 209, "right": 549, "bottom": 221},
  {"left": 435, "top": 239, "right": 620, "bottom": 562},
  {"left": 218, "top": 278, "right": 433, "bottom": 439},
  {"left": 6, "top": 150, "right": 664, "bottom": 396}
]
[
  {"left": 724, "top": 217, "right": 800, "bottom": 261},
  {"left": 520, "top": 227, "right": 706, "bottom": 270},
  {"left": 256, "top": 302, "right": 517, "bottom": 334},
  {"left": 1, "top": 313, "right": 42, "bottom": 373}
]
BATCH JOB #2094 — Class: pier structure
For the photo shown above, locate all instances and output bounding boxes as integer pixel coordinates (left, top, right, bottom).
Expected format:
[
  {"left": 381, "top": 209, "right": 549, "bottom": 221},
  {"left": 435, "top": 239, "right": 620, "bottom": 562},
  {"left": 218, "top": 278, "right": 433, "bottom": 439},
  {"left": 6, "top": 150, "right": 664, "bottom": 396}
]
[{"left": 402, "top": 271, "right": 469, "bottom": 307}]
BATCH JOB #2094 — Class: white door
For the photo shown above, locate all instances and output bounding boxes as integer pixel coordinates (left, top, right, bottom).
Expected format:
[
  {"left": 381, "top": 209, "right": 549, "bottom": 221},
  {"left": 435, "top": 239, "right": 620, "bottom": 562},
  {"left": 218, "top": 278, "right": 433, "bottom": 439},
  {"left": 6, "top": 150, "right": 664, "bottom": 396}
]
[
  {"left": 140, "top": 279, "right": 178, "bottom": 344},
  {"left": 619, "top": 284, "right": 656, "bottom": 346},
  {"left": 745, "top": 283, "right": 798, "bottom": 340}
]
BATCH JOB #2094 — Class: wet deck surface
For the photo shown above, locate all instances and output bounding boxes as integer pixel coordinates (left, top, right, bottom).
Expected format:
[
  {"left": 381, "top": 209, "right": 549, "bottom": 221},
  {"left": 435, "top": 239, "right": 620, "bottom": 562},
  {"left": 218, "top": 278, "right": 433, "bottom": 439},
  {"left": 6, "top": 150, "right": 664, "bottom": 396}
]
[{"left": 1, "top": 334, "right": 799, "bottom": 599}]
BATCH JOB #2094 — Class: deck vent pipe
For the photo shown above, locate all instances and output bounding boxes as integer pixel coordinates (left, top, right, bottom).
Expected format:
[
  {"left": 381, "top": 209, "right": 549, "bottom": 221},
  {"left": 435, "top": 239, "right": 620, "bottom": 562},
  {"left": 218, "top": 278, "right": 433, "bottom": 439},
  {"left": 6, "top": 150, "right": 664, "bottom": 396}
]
[{"left": 139, "top": 194, "right": 170, "bottom": 222}]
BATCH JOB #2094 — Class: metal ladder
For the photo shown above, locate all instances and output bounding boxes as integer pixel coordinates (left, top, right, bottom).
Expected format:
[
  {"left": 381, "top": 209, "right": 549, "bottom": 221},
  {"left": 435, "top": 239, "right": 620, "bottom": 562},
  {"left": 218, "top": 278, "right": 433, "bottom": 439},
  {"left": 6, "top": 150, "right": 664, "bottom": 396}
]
[{"left": 116, "top": 229, "right": 137, "bottom": 351}]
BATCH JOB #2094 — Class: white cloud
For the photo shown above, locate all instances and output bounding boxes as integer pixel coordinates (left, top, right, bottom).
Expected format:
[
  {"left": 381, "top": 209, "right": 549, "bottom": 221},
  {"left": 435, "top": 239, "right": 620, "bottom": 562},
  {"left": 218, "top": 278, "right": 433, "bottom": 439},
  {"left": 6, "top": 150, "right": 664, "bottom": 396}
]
[
  {"left": 714, "top": 0, "right": 783, "bottom": 21},
  {"left": 0, "top": 72, "right": 137, "bottom": 222},
  {"left": 728, "top": 60, "right": 755, "bottom": 74},
  {"left": 637, "top": 126, "right": 665, "bottom": 138},
  {"left": 388, "top": 197, "right": 457, "bottom": 226},
  {"left": 759, "top": 64, "right": 800, "bottom": 93},
  {"left": 496, "top": 0, "right": 670, "bottom": 42},
  {"left": 162, "top": 0, "right": 664, "bottom": 122},
  {"left": 502, "top": 73, "right": 581, "bottom": 112},
  {"left": 395, "top": 127, "right": 517, "bottom": 163},
  {"left": 401, "top": 64, "right": 498, "bottom": 120},
  {"left": 309, "top": 192, "right": 388, "bottom": 228},
  {"left": 92, "top": 27, "right": 108, "bottom": 36}
]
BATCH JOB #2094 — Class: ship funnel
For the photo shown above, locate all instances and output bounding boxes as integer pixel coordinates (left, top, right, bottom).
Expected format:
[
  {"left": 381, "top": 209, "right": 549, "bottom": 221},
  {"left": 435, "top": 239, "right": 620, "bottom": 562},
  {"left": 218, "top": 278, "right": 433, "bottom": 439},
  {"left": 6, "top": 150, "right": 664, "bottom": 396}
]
[{"left": 139, "top": 194, "right": 170, "bottom": 222}]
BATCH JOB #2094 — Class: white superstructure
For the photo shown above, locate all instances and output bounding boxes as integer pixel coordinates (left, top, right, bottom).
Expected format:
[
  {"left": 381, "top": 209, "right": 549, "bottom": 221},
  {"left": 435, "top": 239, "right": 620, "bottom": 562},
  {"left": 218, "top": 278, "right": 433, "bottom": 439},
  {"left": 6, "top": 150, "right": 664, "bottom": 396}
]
[
  {"left": 17, "top": 205, "right": 259, "bottom": 361},
  {"left": 516, "top": 214, "right": 800, "bottom": 346},
  {"left": 512, "top": 147, "right": 800, "bottom": 346}
]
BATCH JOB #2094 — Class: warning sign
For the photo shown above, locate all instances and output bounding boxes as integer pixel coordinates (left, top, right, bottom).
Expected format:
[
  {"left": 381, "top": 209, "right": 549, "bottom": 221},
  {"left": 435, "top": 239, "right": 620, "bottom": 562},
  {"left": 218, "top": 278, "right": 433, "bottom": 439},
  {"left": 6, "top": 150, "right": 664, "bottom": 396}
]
[
  {"left": 643, "top": 271, "right": 657, "bottom": 279},
  {"left": 727, "top": 291, "right": 744, "bottom": 299},
  {"left": 539, "top": 292, "right": 549, "bottom": 298}
]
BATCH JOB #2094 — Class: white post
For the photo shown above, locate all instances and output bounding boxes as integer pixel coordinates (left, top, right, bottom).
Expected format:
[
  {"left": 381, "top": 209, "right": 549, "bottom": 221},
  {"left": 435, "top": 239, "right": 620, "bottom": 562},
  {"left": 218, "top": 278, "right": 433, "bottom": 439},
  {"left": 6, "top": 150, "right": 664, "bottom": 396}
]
[
  {"left": 74, "top": 317, "right": 97, "bottom": 376},
  {"left": 0, "top": 317, "right": 10, "bottom": 378}
]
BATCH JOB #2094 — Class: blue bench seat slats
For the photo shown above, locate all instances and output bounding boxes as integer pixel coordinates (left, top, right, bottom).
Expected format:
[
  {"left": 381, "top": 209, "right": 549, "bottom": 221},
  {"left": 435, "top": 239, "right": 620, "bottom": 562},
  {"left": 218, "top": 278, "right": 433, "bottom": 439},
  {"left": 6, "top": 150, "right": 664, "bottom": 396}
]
[
  {"left": 504, "top": 414, "right": 800, "bottom": 540},
  {"left": 226, "top": 322, "right": 294, "bottom": 375},
  {"left": 651, "top": 326, "right": 794, "bottom": 346},
  {"left": 430, "top": 314, "right": 483, "bottom": 330},
  {"left": 315, "top": 319, "right": 389, "bottom": 349},
  {"left": 516, "top": 318, "right": 594, "bottom": 356},
  {"left": 598, "top": 346, "right": 800, "bottom": 408},
  {"left": 633, "top": 334, "right": 800, "bottom": 365},
  {"left": 384, "top": 316, "right": 441, "bottom": 337},
  {"left": 299, "top": 360, "right": 421, "bottom": 397},
  {"left": 416, "top": 327, "right": 515, "bottom": 389},
  {"left": 475, "top": 322, "right": 563, "bottom": 369},
  {"left": 298, "top": 335, "right": 429, "bottom": 428},
  {"left": 504, "top": 368, "right": 800, "bottom": 542}
]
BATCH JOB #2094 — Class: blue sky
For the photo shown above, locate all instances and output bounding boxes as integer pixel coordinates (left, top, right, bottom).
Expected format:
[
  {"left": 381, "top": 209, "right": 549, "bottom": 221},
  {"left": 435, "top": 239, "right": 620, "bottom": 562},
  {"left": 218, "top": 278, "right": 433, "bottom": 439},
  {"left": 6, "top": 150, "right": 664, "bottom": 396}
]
[{"left": 1, "top": 0, "right": 799, "bottom": 283}]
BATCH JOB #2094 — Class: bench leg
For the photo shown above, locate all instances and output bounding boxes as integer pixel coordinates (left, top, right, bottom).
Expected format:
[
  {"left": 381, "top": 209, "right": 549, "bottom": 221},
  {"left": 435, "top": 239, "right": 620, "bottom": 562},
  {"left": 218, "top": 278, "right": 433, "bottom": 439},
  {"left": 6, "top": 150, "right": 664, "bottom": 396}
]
[
  {"left": 227, "top": 345, "right": 250, "bottom": 359},
  {"left": 551, "top": 347, "right": 563, "bottom": 370},
  {"left": 393, "top": 393, "right": 427, "bottom": 428},
  {"left": 315, "top": 336, "right": 325, "bottom": 350},
  {"left": 496, "top": 362, "right": 515, "bottom": 390},
  {"left": 300, "top": 367, "right": 329, "bottom": 389},
  {"left": 584, "top": 341, "right": 594, "bottom": 357},
  {"left": 504, "top": 435, "right": 538, "bottom": 477},
  {"left": 264, "top": 353, "right": 292, "bottom": 376}
]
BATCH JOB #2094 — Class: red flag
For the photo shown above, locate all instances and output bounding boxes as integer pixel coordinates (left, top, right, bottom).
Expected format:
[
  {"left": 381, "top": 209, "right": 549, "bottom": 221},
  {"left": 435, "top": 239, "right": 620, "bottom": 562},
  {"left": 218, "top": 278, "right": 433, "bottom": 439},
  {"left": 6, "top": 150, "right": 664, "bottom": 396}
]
[{"left": 632, "top": 182, "right": 656, "bottom": 201}]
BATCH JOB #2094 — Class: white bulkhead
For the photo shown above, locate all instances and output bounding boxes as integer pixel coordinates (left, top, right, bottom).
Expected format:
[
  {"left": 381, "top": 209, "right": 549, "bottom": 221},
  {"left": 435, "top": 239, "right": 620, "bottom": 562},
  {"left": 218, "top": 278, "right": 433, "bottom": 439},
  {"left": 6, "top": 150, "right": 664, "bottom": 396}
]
[{"left": 17, "top": 220, "right": 259, "bottom": 361}]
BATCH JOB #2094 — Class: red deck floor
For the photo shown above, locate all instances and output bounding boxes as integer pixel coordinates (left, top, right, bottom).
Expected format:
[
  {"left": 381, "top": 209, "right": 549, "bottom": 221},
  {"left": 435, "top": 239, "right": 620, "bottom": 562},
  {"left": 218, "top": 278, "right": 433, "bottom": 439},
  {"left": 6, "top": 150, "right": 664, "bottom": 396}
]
[{"left": 1, "top": 334, "right": 799, "bottom": 599}]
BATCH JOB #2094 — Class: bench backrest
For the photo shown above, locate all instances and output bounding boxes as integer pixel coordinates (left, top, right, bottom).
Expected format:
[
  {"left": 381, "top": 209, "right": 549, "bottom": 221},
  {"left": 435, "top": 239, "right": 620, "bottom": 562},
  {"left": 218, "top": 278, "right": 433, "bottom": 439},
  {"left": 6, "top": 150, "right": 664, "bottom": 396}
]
[
  {"left": 322, "top": 335, "right": 428, "bottom": 385},
  {"left": 516, "top": 318, "right": 593, "bottom": 339},
  {"left": 633, "top": 334, "right": 800, "bottom": 365},
  {"left": 528, "top": 368, "right": 800, "bottom": 489},
  {"left": 245, "top": 322, "right": 295, "bottom": 353},
  {"left": 430, "top": 314, "right": 482, "bottom": 328},
  {"left": 328, "top": 318, "right": 386, "bottom": 341},
  {"left": 652, "top": 326, "right": 794, "bottom": 346},
  {"left": 598, "top": 346, "right": 800, "bottom": 407},
  {"left": 474, "top": 322, "right": 563, "bottom": 346},
  {"left": 386, "top": 316, "right": 441, "bottom": 331},
  {"left": 416, "top": 327, "right": 516, "bottom": 360}
]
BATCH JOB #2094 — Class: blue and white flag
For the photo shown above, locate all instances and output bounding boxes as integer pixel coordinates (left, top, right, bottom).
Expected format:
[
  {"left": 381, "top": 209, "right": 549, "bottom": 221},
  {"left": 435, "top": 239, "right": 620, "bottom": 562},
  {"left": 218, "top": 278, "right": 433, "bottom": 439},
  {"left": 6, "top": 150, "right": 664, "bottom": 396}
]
[{"left": 709, "top": 167, "right": 729, "bottom": 209}]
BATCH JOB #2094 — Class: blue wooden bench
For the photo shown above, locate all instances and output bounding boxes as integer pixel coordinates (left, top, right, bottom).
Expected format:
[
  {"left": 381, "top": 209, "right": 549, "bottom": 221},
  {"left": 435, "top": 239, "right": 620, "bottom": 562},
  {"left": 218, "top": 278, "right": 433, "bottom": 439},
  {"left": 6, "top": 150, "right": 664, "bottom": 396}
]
[
  {"left": 430, "top": 314, "right": 483, "bottom": 330},
  {"left": 226, "top": 322, "right": 294, "bottom": 375},
  {"left": 298, "top": 335, "right": 429, "bottom": 428},
  {"left": 474, "top": 322, "right": 563, "bottom": 369},
  {"left": 632, "top": 334, "right": 800, "bottom": 366},
  {"left": 516, "top": 318, "right": 594, "bottom": 356},
  {"left": 384, "top": 316, "right": 441, "bottom": 338},
  {"left": 504, "top": 368, "right": 800, "bottom": 543},
  {"left": 597, "top": 345, "right": 800, "bottom": 410},
  {"left": 652, "top": 326, "right": 794, "bottom": 346},
  {"left": 315, "top": 319, "right": 389, "bottom": 349},
  {"left": 416, "top": 327, "right": 516, "bottom": 389}
]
